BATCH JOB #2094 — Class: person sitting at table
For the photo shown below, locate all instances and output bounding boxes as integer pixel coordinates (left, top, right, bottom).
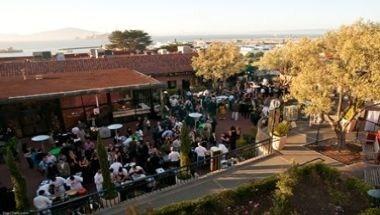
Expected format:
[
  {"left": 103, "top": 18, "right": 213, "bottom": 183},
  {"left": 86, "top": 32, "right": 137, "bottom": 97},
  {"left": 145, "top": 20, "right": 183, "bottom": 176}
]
[
  {"left": 94, "top": 169, "right": 103, "bottom": 192},
  {"left": 33, "top": 190, "right": 52, "bottom": 211},
  {"left": 46, "top": 153, "right": 57, "bottom": 164},
  {"left": 65, "top": 175, "right": 83, "bottom": 191},
  {"left": 115, "top": 167, "right": 129, "bottom": 183},
  {"left": 36, "top": 183, "right": 54, "bottom": 197},
  {"left": 128, "top": 164, "right": 145, "bottom": 179},
  {"left": 50, "top": 176, "right": 67, "bottom": 195},
  {"left": 109, "top": 161, "right": 123, "bottom": 174},
  {"left": 57, "top": 157, "right": 71, "bottom": 178}
]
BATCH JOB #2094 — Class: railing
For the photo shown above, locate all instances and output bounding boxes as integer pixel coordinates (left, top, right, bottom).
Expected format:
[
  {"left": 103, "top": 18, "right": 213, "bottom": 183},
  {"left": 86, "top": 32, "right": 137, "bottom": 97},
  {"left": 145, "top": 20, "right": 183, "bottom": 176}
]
[
  {"left": 299, "top": 158, "right": 325, "bottom": 167},
  {"left": 33, "top": 138, "right": 273, "bottom": 214}
]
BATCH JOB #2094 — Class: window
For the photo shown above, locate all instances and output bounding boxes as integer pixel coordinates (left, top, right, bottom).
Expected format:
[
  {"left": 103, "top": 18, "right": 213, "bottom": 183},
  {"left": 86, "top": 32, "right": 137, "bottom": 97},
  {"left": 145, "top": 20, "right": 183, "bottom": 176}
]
[{"left": 167, "top": 80, "right": 177, "bottom": 89}]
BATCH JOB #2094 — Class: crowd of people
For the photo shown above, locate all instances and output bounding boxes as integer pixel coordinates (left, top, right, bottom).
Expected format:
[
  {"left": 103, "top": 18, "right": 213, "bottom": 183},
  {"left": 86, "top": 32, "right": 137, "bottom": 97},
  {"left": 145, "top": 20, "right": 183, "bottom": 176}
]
[{"left": 1, "top": 78, "right": 284, "bottom": 212}]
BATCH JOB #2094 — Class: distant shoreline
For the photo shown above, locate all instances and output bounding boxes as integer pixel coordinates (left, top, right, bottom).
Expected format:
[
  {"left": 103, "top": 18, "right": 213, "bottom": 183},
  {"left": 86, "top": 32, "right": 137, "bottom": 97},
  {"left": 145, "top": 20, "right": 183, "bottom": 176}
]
[{"left": 0, "top": 33, "right": 323, "bottom": 58}]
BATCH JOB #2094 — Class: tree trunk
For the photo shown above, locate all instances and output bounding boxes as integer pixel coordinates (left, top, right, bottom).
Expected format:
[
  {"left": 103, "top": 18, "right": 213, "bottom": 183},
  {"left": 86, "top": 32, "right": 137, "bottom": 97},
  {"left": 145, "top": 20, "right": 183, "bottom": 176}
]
[
  {"left": 334, "top": 127, "right": 346, "bottom": 152},
  {"left": 336, "top": 87, "right": 343, "bottom": 118}
]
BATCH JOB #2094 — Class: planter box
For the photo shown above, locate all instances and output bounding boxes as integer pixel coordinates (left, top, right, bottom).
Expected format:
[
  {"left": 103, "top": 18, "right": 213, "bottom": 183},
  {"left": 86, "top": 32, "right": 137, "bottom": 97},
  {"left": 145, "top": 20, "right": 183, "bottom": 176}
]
[
  {"left": 272, "top": 135, "right": 287, "bottom": 150},
  {"left": 101, "top": 193, "right": 120, "bottom": 208}
]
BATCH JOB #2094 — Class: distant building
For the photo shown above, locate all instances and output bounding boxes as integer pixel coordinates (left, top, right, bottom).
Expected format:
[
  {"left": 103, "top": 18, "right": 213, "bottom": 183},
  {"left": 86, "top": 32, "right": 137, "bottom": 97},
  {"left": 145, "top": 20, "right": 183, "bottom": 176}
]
[
  {"left": 158, "top": 49, "right": 169, "bottom": 54},
  {"left": 0, "top": 53, "right": 196, "bottom": 136},
  {"left": 177, "top": 46, "right": 193, "bottom": 54}
]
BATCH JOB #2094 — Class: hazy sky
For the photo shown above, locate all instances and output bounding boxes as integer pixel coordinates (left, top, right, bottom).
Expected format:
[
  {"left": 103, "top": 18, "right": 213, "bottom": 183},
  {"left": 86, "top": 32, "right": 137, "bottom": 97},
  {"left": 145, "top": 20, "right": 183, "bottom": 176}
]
[{"left": 1, "top": 0, "right": 379, "bottom": 35}]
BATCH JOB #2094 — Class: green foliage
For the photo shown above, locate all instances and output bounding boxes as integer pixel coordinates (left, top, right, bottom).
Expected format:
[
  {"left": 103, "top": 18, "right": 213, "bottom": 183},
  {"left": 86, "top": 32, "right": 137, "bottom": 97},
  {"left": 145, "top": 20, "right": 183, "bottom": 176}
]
[
  {"left": 107, "top": 29, "right": 152, "bottom": 52},
  {"left": 359, "top": 208, "right": 380, "bottom": 215},
  {"left": 273, "top": 121, "right": 290, "bottom": 137},
  {"left": 4, "top": 138, "right": 29, "bottom": 211},
  {"left": 96, "top": 135, "right": 118, "bottom": 199},
  {"left": 192, "top": 42, "right": 246, "bottom": 82},
  {"left": 236, "top": 136, "right": 247, "bottom": 148},
  {"left": 328, "top": 187, "right": 349, "bottom": 205},
  {"left": 345, "top": 177, "right": 373, "bottom": 196},
  {"left": 180, "top": 123, "right": 192, "bottom": 168},
  {"left": 154, "top": 176, "right": 277, "bottom": 215}
]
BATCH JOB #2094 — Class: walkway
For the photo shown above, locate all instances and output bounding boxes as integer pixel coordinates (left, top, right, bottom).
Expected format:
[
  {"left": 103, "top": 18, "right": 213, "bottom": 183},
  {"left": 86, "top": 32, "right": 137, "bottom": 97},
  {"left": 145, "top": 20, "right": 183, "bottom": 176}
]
[{"left": 102, "top": 124, "right": 346, "bottom": 214}]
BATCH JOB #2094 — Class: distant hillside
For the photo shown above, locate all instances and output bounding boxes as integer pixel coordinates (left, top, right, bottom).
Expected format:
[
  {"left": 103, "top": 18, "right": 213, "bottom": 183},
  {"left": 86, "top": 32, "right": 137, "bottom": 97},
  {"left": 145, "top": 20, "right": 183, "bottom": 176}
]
[{"left": 0, "top": 28, "right": 102, "bottom": 41}]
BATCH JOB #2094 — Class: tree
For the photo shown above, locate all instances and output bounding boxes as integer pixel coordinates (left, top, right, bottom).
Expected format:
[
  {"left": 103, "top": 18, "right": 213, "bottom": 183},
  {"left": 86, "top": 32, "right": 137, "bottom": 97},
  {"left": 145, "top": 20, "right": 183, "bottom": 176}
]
[
  {"left": 4, "top": 137, "right": 29, "bottom": 211},
  {"left": 257, "top": 38, "right": 318, "bottom": 87},
  {"left": 260, "top": 20, "right": 380, "bottom": 148},
  {"left": 180, "top": 123, "right": 192, "bottom": 168},
  {"left": 178, "top": 123, "right": 192, "bottom": 179},
  {"left": 96, "top": 135, "right": 118, "bottom": 199},
  {"left": 107, "top": 30, "right": 152, "bottom": 52},
  {"left": 192, "top": 42, "right": 245, "bottom": 85}
]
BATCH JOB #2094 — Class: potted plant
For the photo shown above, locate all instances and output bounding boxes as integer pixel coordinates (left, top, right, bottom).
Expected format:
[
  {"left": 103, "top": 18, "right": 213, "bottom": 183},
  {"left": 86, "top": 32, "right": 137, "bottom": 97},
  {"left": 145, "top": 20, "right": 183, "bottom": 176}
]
[
  {"left": 96, "top": 135, "right": 119, "bottom": 207},
  {"left": 4, "top": 137, "right": 29, "bottom": 211},
  {"left": 177, "top": 123, "right": 192, "bottom": 182},
  {"left": 272, "top": 121, "right": 290, "bottom": 150}
]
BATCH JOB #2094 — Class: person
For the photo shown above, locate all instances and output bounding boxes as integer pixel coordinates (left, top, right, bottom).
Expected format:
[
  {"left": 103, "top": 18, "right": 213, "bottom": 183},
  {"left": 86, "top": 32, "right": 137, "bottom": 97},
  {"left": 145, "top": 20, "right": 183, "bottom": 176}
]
[
  {"left": 231, "top": 100, "right": 239, "bottom": 121},
  {"left": 218, "top": 142, "right": 229, "bottom": 154},
  {"left": 229, "top": 126, "right": 238, "bottom": 151},
  {"left": 57, "top": 158, "right": 70, "bottom": 178},
  {"left": 36, "top": 184, "right": 53, "bottom": 196},
  {"left": 94, "top": 170, "right": 103, "bottom": 192},
  {"left": 115, "top": 167, "right": 129, "bottom": 183},
  {"left": 109, "top": 161, "right": 123, "bottom": 174},
  {"left": 33, "top": 190, "right": 52, "bottom": 212},
  {"left": 218, "top": 102, "right": 227, "bottom": 120},
  {"left": 50, "top": 176, "right": 66, "bottom": 195},
  {"left": 168, "top": 147, "right": 180, "bottom": 167},
  {"left": 128, "top": 164, "right": 145, "bottom": 179},
  {"left": 194, "top": 142, "right": 208, "bottom": 165},
  {"left": 65, "top": 175, "right": 83, "bottom": 191}
]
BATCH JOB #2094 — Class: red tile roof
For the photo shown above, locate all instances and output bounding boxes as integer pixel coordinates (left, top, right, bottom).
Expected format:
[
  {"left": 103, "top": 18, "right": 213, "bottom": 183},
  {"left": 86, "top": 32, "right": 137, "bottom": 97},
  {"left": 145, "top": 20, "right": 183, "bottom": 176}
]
[
  {"left": 0, "top": 68, "right": 164, "bottom": 103},
  {"left": 0, "top": 53, "right": 195, "bottom": 77}
]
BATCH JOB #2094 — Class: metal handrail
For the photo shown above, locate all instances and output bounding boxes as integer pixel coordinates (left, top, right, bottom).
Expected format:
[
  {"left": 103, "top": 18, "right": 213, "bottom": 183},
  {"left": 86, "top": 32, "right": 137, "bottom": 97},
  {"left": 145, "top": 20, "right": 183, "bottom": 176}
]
[{"left": 299, "top": 157, "right": 325, "bottom": 167}]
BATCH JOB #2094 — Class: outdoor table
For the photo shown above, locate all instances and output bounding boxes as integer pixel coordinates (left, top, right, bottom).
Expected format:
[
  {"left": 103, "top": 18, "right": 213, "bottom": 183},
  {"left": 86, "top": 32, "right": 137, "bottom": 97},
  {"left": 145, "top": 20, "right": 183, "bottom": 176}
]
[
  {"left": 368, "top": 189, "right": 380, "bottom": 207},
  {"left": 189, "top": 112, "right": 202, "bottom": 128},
  {"left": 31, "top": 135, "right": 50, "bottom": 152},
  {"left": 107, "top": 123, "right": 123, "bottom": 142},
  {"left": 49, "top": 147, "right": 61, "bottom": 157}
]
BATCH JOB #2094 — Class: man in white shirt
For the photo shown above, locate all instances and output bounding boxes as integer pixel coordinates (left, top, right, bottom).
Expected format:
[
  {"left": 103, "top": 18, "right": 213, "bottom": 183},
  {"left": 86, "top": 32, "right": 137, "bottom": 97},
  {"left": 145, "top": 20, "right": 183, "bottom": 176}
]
[
  {"left": 218, "top": 142, "right": 229, "bottom": 154},
  {"left": 36, "top": 184, "right": 52, "bottom": 196},
  {"left": 50, "top": 176, "right": 66, "bottom": 194},
  {"left": 110, "top": 161, "right": 123, "bottom": 174},
  {"left": 33, "top": 190, "right": 52, "bottom": 211},
  {"left": 194, "top": 143, "right": 208, "bottom": 165},
  {"left": 66, "top": 175, "right": 83, "bottom": 191},
  {"left": 94, "top": 169, "right": 103, "bottom": 192},
  {"left": 129, "top": 164, "right": 145, "bottom": 179},
  {"left": 168, "top": 147, "right": 180, "bottom": 167}
]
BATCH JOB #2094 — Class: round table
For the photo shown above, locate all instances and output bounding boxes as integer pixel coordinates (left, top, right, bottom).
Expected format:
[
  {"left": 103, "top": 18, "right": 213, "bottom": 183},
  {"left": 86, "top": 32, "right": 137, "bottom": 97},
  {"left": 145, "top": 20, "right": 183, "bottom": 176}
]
[
  {"left": 107, "top": 124, "right": 123, "bottom": 130},
  {"left": 108, "top": 124, "right": 123, "bottom": 143},
  {"left": 31, "top": 135, "right": 50, "bottom": 152},
  {"left": 189, "top": 112, "right": 202, "bottom": 128},
  {"left": 368, "top": 189, "right": 380, "bottom": 207},
  {"left": 189, "top": 112, "right": 202, "bottom": 118},
  {"left": 31, "top": 135, "right": 50, "bottom": 142}
]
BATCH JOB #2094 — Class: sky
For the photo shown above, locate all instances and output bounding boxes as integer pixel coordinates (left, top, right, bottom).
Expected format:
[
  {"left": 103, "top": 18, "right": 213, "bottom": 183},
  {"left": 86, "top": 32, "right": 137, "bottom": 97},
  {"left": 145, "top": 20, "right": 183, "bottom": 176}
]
[{"left": 1, "top": 0, "right": 380, "bottom": 35}]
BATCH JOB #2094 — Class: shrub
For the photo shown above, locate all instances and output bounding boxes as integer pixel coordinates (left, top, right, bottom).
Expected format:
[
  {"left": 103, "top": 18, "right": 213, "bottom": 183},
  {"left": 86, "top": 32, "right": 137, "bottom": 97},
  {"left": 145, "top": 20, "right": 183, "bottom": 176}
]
[
  {"left": 359, "top": 208, "right": 380, "bottom": 215},
  {"left": 4, "top": 138, "right": 29, "bottom": 211},
  {"left": 236, "top": 137, "right": 248, "bottom": 148},
  {"left": 96, "top": 135, "right": 118, "bottom": 199},
  {"left": 273, "top": 121, "right": 290, "bottom": 137}
]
